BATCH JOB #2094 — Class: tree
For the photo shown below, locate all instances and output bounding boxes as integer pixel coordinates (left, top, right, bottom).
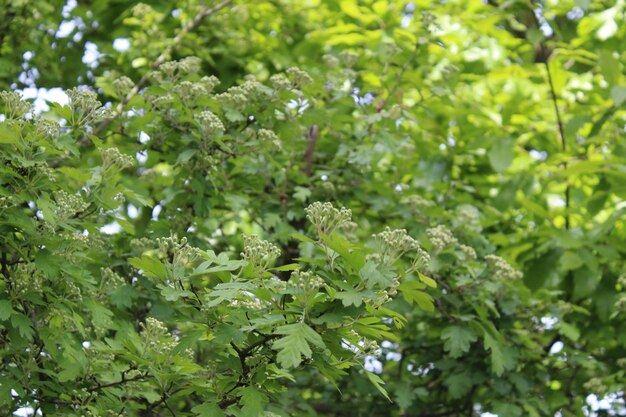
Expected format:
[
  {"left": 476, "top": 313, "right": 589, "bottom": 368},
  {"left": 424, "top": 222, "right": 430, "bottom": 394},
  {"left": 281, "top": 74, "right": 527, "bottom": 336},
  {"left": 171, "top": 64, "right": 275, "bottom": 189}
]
[{"left": 1, "top": 1, "right": 625, "bottom": 416}]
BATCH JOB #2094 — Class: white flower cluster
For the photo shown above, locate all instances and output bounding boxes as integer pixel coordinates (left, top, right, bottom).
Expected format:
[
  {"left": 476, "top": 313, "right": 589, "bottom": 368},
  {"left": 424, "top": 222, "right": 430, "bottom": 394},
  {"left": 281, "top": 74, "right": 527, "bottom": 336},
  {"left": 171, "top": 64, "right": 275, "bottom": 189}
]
[
  {"left": 172, "top": 80, "right": 207, "bottom": 104},
  {"left": 156, "top": 235, "right": 199, "bottom": 265},
  {"left": 130, "top": 237, "right": 154, "bottom": 255},
  {"left": 53, "top": 190, "right": 89, "bottom": 218},
  {"left": 101, "top": 267, "right": 126, "bottom": 287},
  {"left": 158, "top": 56, "right": 202, "bottom": 80},
  {"left": 459, "top": 244, "right": 477, "bottom": 260},
  {"left": 0, "top": 91, "right": 32, "bottom": 118},
  {"left": 100, "top": 147, "right": 135, "bottom": 170},
  {"left": 374, "top": 227, "right": 420, "bottom": 262},
  {"left": 241, "top": 235, "right": 281, "bottom": 270},
  {"left": 195, "top": 110, "right": 225, "bottom": 137},
  {"left": 455, "top": 204, "right": 481, "bottom": 231},
  {"left": 426, "top": 225, "right": 458, "bottom": 252},
  {"left": 11, "top": 263, "right": 44, "bottom": 296},
  {"left": 401, "top": 194, "right": 435, "bottom": 209},
  {"left": 199, "top": 75, "right": 220, "bottom": 93},
  {"left": 305, "top": 201, "right": 352, "bottom": 235},
  {"left": 257, "top": 128, "right": 281, "bottom": 148},
  {"left": 141, "top": 317, "right": 177, "bottom": 355},
  {"left": 0, "top": 196, "right": 16, "bottom": 210},
  {"left": 66, "top": 87, "right": 108, "bottom": 125},
  {"left": 112, "top": 76, "right": 135, "bottom": 98},
  {"left": 289, "top": 270, "right": 324, "bottom": 292},
  {"left": 33, "top": 117, "right": 61, "bottom": 138},
  {"left": 339, "top": 51, "right": 359, "bottom": 67},
  {"left": 270, "top": 73, "right": 291, "bottom": 90},
  {"left": 484, "top": 254, "right": 522, "bottom": 280},
  {"left": 286, "top": 67, "right": 313, "bottom": 87},
  {"left": 217, "top": 78, "right": 267, "bottom": 108},
  {"left": 323, "top": 54, "right": 340, "bottom": 68}
]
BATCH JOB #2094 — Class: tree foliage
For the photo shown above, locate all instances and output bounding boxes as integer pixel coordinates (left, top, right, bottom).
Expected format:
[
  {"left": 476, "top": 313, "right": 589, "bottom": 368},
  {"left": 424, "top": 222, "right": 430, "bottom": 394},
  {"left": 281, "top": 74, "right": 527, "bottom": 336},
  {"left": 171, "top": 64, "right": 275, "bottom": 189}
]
[{"left": 1, "top": 1, "right": 625, "bottom": 416}]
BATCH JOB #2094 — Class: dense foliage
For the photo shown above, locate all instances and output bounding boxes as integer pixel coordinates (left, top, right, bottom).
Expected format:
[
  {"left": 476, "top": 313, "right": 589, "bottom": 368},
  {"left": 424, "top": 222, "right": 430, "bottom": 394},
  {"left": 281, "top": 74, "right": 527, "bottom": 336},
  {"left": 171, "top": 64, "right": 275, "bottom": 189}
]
[{"left": 1, "top": 1, "right": 625, "bottom": 416}]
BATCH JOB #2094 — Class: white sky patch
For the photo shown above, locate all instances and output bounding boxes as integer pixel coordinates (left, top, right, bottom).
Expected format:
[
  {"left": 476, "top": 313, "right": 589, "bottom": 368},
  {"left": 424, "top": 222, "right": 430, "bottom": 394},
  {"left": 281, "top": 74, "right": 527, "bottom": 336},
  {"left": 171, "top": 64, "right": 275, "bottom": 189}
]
[
  {"left": 100, "top": 221, "right": 122, "bottom": 235},
  {"left": 113, "top": 38, "right": 131, "bottom": 52},
  {"left": 152, "top": 204, "right": 162, "bottom": 220},
  {"left": 549, "top": 341, "right": 564, "bottom": 355},
  {"left": 136, "top": 150, "right": 148, "bottom": 164},
  {"left": 13, "top": 406, "right": 41, "bottom": 417},
  {"left": 56, "top": 19, "right": 77, "bottom": 38},
  {"left": 530, "top": 149, "right": 548, "bottom": 161},
  {"left": 547, "top": 195, "right": 566, "bottom": 208},
  {"left": 83, "top": 42, "right": 103, "bottom": 68},
  {"left": 62, "top": 0, "right": 78, "bottom": 18},
  {"left": 401, "top": 15, "right": 412, "bottom": 28},
  {"left": 139, "top": 131, "right": 150, "bottom": 144},
  {"left": 17, "top": 87, "right": 69, "bottom": 113},
  {"left": 364, "top": 356, "right": 383, "bottom": 374},
  {"left": 541, "top": 316, "right": 559, "bottom": 330},
  {"left": 127, "top": 204, "right": 139, "bottom": 219}
]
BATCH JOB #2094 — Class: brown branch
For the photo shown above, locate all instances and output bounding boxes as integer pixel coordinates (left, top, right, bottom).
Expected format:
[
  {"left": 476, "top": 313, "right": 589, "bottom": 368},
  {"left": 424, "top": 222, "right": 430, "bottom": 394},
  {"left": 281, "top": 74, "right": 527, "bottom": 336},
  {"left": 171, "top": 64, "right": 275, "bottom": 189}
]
[
  {"left": 219, "top": 333, "right": 280, "bottom": 409},
  {"left": 301, "top": 124, "right": 319, "bottom": 177},
  {"left": 88, "top": 367, "right": 148, "bottom": 392}
]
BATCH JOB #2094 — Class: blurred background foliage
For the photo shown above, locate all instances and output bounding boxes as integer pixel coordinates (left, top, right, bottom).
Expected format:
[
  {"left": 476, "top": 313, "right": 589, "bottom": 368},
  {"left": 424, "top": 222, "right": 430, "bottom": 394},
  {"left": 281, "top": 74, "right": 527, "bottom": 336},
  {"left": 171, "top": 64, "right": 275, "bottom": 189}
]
[{"left": 1, "top": 0, "right": 626, "bottom": 416}]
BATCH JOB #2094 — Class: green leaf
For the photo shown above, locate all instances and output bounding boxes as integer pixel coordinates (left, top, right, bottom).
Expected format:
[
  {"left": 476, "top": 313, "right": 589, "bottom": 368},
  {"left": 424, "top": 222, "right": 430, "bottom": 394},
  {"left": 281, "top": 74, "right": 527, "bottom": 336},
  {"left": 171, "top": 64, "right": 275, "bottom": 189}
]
[
  {"left": 359, "top": 261, "right": 394, "bottom": 288},
  {"left": 610, "top": 86, "right": 626, "bottom": 106},
  {"left": 489, "top": 137, "right": 515, "bottom": 173},
  {"left": 293, "top": 186, "right": 311, "bottom": 202},
  {"left": 205, "top": 282, "right": 253, "bottom": 308},
  {"left": 399, "top": 281, "right": 434, "bottom": 312},
  {"left": 239, "top": 386, "right": 268, "bottom": 417},
  {"left": 0, "top": 300, "right": 13, "bottom": 321},
  {"left": 273, "top": 322, "right": 325, "bottom": 369},
  {"left": 291, "top": 232, "right": 317, "bottom": 245},
  {"left": 523, "top": 249, "right": 562, "bottom": 291},
  {"left": 441, "top": 325, "right": 478, "bottom": 358},
  {"left": 364, "top": 369, "right": 391, "bottom": 401},
  {"left": 335, "top": 290, "right": 363, "bottom": 307},
  {"left": 483, "top": 332, "right": 505, "bottom": 376},
  {"left": 445, "top": 373, "right": 473, "bottom": 399},
  {"left": 129, "top": 256, "right": 168, "bottom": 280},
  {"left": 321, "top": 232, "right": 365, "bottom": 271},
  {"left": 35, "top": 249, "right": 61, "bottom": 277},
  {"left": 192, "top": 403, "right": 225, "bottom": 417},
  {"left": 394, "top": 383, "right": 414, "bottom": 409},
  {"left": 418, "top": 272, "right": 437, "bottom": 288},
  {"left": 0, "top": 123, "right": 19, "bottom": 144},
  {"left": 558, "top": 321, "right": 580, "bottom": 342},
  {"left": 273, "top": 263, "right": 300, "bottom": 272},
  {"left": 10, "top": 313, "right": 33, "bottom": 341}
]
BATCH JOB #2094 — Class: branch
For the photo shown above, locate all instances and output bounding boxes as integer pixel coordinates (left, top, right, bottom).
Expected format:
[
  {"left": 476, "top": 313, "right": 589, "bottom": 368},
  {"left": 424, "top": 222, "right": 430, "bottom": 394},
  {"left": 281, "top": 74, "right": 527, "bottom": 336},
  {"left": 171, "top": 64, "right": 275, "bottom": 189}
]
[
  {"left": 88, "top": 367, "right": 148, "bottom": 393},
  {"left": 528, "top": 2, "right": 570, "bottom": 230},
  {"left": 219, "top": 333, "right": 280, "bottom": 409},
  {"left": 376, "top": 40, "right": 421, "bottom": 113},
  {"left": 301, "top": 124, "right": 319, "bottom": 177}
]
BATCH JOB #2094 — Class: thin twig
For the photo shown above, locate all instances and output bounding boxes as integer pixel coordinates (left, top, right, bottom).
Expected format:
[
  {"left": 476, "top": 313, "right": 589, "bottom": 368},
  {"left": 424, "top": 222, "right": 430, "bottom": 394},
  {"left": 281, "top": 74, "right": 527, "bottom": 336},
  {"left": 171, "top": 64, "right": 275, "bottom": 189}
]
[
  {"left": 529, "top": 3, "right": 570, "bottom": 229},
  {"left": 301, "top": 124, "right": 319, "bottom": 177},
  {"left": 376, "top": 40, "right": 421, "bottom": 113}
]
